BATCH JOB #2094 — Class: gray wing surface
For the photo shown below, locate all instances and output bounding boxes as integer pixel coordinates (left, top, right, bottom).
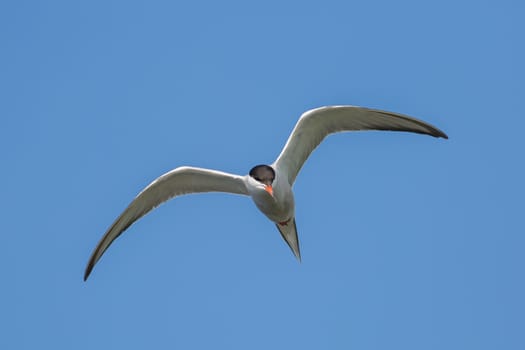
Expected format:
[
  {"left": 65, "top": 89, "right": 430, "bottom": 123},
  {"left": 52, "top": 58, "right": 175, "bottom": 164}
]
[
  {"left": 273, "top": 105, "right": 448, "bottom": 185},
  {"left": 84, "top": 166, "right": 248, "bottom": 280}
]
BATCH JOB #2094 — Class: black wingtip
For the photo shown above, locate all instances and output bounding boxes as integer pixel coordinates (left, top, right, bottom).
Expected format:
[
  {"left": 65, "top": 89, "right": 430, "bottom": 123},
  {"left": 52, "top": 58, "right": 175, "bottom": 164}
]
[
  {"left": 422, "top": 123, "right": 448, "bottom": 139},
  {"left": 83, "top": 263, "right": 93, "bottom": 282},
  {"left": 425, "top": 127, "right": 448, "bottom": 139},
  {"left": 436, "top": 130, "right": 449, "bottom": 139}
]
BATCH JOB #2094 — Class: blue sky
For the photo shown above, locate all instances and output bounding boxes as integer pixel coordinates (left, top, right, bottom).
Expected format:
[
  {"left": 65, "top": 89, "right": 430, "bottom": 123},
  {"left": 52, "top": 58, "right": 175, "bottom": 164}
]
[{"left": 2, "top": 1, "right": 524, "bottom": 349}]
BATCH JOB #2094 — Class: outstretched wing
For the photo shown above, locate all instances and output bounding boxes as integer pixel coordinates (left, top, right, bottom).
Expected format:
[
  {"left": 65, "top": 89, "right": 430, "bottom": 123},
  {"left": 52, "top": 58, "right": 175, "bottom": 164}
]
[
  {"left": 273, "top": 105, "right": 448, "bottom": 185},
  {"left": 84, "top": 166, "right": 248, "bottom": 280}
]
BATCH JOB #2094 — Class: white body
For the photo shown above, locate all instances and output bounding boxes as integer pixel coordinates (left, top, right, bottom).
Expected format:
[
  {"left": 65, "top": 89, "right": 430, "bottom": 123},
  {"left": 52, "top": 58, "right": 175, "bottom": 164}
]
[{"left": 246, "top": 169, "right": 294, "bottom": 223}]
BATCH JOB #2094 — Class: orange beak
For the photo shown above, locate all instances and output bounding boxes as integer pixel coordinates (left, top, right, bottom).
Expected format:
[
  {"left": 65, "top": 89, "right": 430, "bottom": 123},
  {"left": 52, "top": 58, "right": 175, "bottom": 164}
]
[{"left": 265, "top": 185, "right": 273, "bottom": 196}]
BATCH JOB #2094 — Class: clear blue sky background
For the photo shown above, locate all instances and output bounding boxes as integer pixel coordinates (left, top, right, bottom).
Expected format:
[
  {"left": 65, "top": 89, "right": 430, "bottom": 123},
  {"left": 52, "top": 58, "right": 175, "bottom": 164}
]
[{"left": 2, "top": 1, "right": 523, "bottom": 349}]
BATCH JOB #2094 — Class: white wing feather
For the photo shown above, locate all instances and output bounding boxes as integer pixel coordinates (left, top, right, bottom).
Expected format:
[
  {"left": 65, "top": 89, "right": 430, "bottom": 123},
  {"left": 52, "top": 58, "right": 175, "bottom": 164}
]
[
  {"left": 273, "top": 105, "right": 448, "bottom": 185},
  {"left": 84, "top": 166, "right": 248, "bottom": 280}
]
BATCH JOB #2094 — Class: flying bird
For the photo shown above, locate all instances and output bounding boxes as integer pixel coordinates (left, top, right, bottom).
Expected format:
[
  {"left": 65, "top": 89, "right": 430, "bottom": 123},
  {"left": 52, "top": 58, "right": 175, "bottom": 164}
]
[{"left": 84, "top": 105, "right": 447, "bottom": 280}]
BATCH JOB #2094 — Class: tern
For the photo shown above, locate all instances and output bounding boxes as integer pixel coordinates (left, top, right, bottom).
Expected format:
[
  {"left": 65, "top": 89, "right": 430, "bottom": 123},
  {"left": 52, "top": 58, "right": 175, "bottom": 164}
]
[{"left": 84, "top": 105, "right": 447, "bottom": 280}]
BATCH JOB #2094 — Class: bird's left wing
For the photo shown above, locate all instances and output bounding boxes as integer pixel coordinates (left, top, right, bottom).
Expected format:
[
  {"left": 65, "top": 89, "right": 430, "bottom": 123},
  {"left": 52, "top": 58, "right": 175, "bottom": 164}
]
[
  {"left": 273, "top": 105, "right": 448, "bottom": 185},
  {"left": 84, "top": 166, "right": 248, "bottom": 280}
]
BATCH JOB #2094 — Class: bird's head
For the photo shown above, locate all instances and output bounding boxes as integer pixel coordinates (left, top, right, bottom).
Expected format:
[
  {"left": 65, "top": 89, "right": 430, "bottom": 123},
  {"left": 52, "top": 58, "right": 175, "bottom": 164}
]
[{"left": 249, "top": 164, "right": 275, "bottom": 197}]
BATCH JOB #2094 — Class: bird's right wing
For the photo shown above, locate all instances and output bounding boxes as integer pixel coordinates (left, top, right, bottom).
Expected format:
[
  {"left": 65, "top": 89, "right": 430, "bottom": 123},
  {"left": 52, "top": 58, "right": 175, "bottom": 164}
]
[
  {"left": 273, "top": 105, "right": 448, "bottom": 185},
  {"left": 84, "top": 166, "right": 248, "bottom": 280}
]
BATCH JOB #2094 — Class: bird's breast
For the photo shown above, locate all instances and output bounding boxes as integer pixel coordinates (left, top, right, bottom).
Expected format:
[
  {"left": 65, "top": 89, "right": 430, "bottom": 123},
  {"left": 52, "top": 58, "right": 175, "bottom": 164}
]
[{"left": 250, "top": 181, "right": 295, "bottom": 223}]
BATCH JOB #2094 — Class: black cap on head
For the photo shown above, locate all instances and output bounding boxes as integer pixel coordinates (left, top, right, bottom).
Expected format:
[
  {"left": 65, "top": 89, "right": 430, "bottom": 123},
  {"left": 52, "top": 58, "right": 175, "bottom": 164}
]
[{"left": 249, "top": 164, "right": 275, "bottom": 186}]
